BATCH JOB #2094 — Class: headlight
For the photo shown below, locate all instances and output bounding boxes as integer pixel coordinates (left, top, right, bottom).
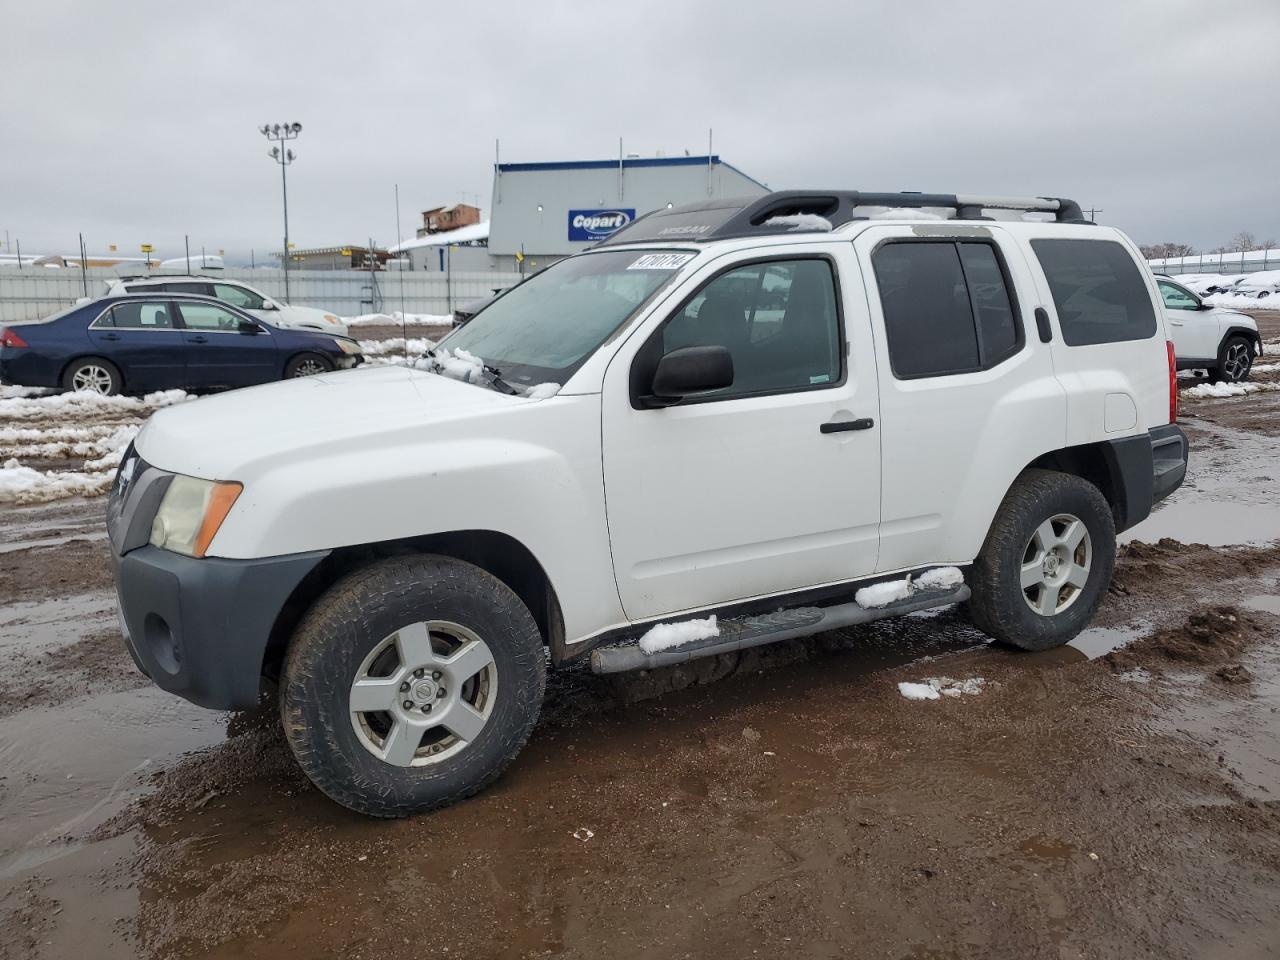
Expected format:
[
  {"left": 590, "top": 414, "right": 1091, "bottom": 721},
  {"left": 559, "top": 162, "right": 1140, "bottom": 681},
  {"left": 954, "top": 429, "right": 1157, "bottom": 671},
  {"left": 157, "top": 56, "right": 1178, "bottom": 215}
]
[
  {"left": 324, "top": 314, "right": 340, "bottom": 324},
  {"left": 333, "top": 338, "right": 362, "bottom": 354},
  {"left": 149, "top": 475, "right": 242, "bottom": 557}
]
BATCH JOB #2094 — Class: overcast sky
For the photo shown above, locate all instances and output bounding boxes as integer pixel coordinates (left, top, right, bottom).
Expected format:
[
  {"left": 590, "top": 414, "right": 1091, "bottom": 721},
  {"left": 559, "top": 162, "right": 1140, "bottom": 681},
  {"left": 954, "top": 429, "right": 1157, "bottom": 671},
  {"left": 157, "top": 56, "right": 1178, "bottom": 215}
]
[{"left": 3, "top": 0, "right": 1278, "bottom": 260}]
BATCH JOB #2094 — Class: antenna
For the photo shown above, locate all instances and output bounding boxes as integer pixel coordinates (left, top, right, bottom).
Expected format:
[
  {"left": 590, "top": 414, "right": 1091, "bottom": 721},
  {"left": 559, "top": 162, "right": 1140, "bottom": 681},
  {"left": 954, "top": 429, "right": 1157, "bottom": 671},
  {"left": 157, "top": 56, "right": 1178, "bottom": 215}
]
[
  {"left": 495, "top": 138, "right": 502, "bottom": 203},
  {"left": 618, "top": 136, "right": 624, "bottom": 201},
  {"left": 707, "top": 128, "right": 713, "bottom": 197}
]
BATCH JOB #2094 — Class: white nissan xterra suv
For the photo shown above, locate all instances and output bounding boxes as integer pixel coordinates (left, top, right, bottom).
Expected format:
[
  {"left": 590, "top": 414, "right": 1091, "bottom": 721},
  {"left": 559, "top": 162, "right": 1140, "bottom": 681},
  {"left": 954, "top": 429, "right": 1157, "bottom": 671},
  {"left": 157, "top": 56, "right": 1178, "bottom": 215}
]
[{"left": 109, "top": 190, "right": 1188, "bottom": 817}]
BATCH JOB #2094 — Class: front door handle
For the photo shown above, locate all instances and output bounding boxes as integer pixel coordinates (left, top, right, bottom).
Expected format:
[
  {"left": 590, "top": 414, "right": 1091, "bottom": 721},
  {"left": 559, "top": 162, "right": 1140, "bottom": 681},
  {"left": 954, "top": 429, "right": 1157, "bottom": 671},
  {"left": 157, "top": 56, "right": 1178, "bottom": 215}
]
[
  {"left": 100, "top": 333, "right": 120, "bottom": 341},
  {"left": 820, "top": 418, "right": 874, "bottom": 434},
  {"left": 189, "top": 335, "right": 209, "bottom": 344}
]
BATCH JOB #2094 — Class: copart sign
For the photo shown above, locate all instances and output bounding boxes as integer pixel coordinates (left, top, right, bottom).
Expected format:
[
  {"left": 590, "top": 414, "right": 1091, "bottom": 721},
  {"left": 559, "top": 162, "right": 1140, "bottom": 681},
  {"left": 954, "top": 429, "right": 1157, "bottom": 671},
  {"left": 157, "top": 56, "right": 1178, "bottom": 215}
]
[{"left": 568, "top": 209, "right": 635, "bottom": 242}]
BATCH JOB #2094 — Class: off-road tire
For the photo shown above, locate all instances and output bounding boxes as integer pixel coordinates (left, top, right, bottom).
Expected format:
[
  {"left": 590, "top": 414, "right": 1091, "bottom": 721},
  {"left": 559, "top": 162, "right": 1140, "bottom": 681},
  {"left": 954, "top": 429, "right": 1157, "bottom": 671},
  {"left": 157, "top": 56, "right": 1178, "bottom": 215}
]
[
  {"left": 966, "top": 469, "right": 1115, "bottom": 652},
  {"left": 284, "top": 352, "right": 334, "bottom": 378},
  {"left": 62, "top": 357, "right": 122, "bottom": 395},
  {"left": 281, "top": 555, "right": 546, "bottom": 817}
]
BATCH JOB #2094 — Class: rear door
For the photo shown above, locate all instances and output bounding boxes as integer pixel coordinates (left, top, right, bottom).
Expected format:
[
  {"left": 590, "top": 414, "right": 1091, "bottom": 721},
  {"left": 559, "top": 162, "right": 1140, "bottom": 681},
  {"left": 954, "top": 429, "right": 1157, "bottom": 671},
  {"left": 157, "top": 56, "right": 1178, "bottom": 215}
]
[
  {"left": 86, "top": 300, "right": 185, "bottom": 390},
  {"left": 601, "top": 246, "right": 882, "bottom": 620},
  {"left": 853, "top": 225, "right": 1065, "bottom": 572},
  {"left": 172, "top": 300, "right": 278, "bottom": 388},
  {"left": 1025, "top": 232, "right": 1168, "bottom": 437}
]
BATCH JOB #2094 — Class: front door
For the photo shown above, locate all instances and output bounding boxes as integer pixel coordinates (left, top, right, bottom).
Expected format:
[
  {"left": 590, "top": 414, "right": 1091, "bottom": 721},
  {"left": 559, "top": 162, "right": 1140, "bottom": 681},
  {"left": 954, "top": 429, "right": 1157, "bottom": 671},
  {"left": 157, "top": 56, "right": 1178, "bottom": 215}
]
[
  {"left": 601, "top": 249, "right": 882, "bottom": 621},
  {"left": 1158, "top": 279, "right": 1219, "bottom": 361},
  {"left": 172, "top": 300, "right": 279, "bottom": 388}
]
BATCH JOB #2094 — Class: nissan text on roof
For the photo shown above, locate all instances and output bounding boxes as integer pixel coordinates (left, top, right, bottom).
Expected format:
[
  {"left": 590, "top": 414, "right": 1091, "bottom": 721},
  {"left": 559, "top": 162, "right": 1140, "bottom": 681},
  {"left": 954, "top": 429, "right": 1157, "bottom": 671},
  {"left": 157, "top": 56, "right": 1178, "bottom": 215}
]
[{"left": 108, "top": 189, "right": 1188, "bottom": 817}]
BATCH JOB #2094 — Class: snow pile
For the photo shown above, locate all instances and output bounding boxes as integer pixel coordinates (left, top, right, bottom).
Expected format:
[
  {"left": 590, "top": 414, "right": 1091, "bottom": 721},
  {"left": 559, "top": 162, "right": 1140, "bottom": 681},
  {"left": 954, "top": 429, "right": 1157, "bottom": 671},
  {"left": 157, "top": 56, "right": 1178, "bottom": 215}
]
[
  {"left": 869, "top": 207, "right": 947, "bottom": 221},
  {"left": 764, "top": 213, "right": 833, "bottom": 233},
  {"left": 898, "top": 677, "right": 987, "bottom": 701},
  {"left": 1204, "top": 292, "right": 1279, "bottom": 310},
  {"left": 638, "top": 615, "right": 720, "bottom": 655},
  {"left": 346, "top": 311, "right": 452, "bottom": 327},
  {"left": 521, "top": 383, "right": 561, "bottom": 400},
  {"left": 0, "top": 423, "right": 137, "bottom": 462},
  {"left": 1181, "top": 380, "right": 1280, "bottom": 399},
  {"left": 0, "top": 458, "right": 114, "bottom": 504},
  {"left": 0, "top": 389, "right": 189, "bottom": 421},
  {"left": 0, "top": 385, "right": 55, "bottom": 399},
  {"left": 428, "top": 347, "right": 486, "bottom": 384},
  {"left": 856, "top": 566, "right": 965, "bottom": 609},
  {"left": 357, "top": 337, "right": 436, "bottom": 358}
]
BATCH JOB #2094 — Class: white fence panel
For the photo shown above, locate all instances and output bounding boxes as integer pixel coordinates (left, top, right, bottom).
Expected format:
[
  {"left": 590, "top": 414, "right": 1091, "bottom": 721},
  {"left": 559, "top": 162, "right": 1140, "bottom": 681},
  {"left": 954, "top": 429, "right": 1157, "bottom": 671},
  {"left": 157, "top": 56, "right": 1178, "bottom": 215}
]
[{"left": 0, "top": 268, "right": 524, "bottom": 323}]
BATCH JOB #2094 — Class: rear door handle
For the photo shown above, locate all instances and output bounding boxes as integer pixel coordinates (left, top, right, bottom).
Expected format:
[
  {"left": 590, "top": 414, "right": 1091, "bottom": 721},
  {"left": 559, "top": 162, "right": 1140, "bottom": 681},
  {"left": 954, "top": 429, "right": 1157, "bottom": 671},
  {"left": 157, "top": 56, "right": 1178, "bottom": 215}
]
[
  {"left": 820, "top": 418, "right": 874, "bottom": 434},
  {"left": 189, "top": 335, "right": 208, "bottom": 344},
  {"left": 1034, "top": 307, "right": 1053, "bottom": 343},
  {"left": 100, "top": 333, "right": 120, "bottom": 341}
]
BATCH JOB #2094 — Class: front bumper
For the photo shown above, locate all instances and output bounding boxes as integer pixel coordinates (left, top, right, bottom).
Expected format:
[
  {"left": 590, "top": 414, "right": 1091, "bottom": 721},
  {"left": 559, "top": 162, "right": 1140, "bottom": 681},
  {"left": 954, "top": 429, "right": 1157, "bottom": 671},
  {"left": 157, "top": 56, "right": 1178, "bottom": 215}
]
[
  {"left": 114, "top": 546, "right": 327, "bottom": 709},
  {"left": 108, "top": 449, "right": 328, "bottom": 710}
]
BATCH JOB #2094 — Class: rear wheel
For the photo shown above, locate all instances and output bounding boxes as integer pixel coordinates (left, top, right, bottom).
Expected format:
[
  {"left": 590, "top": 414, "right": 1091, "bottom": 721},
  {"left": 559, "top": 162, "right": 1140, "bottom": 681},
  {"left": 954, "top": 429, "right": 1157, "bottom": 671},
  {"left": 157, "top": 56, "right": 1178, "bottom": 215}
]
[
  {"left": 62, "top": 357, "right": 121, "bottom": 395},
  {"left": 1212, "top": 335, "right": 1253, "bottom": 383},
  {"left": 285, "top": 352, "right": 334, "bottom": 378},
  {"left": 281, "top": 555, "right": 546, "bottom": 817},
  {"left": 966, "top": 469, "right": 1115, "bottom": 652}
]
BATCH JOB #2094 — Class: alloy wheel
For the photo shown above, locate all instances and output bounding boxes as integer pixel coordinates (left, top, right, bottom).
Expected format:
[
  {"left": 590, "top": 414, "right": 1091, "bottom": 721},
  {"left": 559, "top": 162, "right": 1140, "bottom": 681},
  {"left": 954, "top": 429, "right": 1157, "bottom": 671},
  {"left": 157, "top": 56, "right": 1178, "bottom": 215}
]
[
  {"left": 71, "top": 364, "right": 113, "bottom": 394},
  {"left": 1020, "top": 513, "right": 1092, "bottom": 616},
  {"left": 1222, "top": 341, "right": 1252, "bottom": 382},
  {"left": 349, "top": 621, "right": 498, "bottom": 767}
]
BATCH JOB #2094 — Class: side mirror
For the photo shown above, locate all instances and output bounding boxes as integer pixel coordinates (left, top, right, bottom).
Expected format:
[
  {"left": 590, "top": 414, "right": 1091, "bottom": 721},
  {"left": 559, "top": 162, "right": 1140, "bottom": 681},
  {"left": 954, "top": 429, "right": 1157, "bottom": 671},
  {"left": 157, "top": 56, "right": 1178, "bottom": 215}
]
[
  {"left": 238, "top": 319, "right": 263, "bottom": 334},
  {"left": 261, "top": 301, "right": 280, "bottom": 310},
  {"left": 1198, "top": 301, "right": 1215, "bottom": 311},
  {"left": 645, "top": 345, "right": 734, "bottom": 407}
]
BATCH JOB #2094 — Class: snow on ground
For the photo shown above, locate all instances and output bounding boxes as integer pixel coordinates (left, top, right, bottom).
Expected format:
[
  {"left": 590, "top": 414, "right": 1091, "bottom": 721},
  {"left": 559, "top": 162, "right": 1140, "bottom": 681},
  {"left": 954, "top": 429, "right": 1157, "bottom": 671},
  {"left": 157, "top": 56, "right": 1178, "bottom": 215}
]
[
  {"left": 898, "top": 677, "right": 987, "bottom": 701},
  {"left": 1252, "top": 363, "right": 1278, "bottom": 374},
  {"left": 0, "top": 389, "right": 189, "bottom": 421},
  {"left": 357, "top": 337, "right": 436, "bottom": 358},
  {"left": 638, "top": 615, "right": 720, "bottom": 655},
  {"left": 856, "top": 566, "right": 965, "bottom": 609},
  {"left": 0, "top": 385, "right": 56, "bottom": 399},
  {"left": 346, "top": 311, "right": 452, "bottom": 327},
  {"left": 0, "top": 389, "right": 191, "bottom": 504},
  {"left": 1181, "top": 380, "right": 1280, "bottom": 399}
]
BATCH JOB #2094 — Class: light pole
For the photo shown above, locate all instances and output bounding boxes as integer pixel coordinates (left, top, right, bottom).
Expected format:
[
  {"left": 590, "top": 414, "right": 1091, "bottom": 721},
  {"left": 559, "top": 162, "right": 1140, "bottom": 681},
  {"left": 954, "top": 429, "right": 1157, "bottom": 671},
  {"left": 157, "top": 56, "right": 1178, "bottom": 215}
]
[{"left": 260, "top": 121, "right": 302, "bottom": 301}]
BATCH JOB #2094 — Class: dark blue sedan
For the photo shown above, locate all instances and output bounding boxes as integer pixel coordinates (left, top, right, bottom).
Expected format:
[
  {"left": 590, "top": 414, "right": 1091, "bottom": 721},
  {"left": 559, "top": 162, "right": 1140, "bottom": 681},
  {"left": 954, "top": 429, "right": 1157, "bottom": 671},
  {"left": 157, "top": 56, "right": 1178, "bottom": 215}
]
[{"left": 0, "top": 294, "right": 362, "bottom": 395}]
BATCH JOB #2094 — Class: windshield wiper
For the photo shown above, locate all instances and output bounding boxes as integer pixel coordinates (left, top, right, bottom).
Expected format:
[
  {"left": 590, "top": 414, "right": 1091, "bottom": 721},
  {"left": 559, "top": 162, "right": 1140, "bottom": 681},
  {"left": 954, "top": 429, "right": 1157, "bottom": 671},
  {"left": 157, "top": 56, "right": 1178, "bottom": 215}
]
[{"left": 480, "top": 364, "right": 518, "bottom": 395}]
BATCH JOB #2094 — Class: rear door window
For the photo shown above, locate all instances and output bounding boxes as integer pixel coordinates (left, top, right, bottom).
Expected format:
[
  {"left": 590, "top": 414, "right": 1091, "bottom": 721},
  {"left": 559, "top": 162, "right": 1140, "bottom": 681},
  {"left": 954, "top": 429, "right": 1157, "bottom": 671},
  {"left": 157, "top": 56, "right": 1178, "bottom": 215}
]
[
  {"left": 109, "top": 302, "right": 174, "bottom": 329},
  {"left": 1031, "top": 239, "right": 1157, "bottom": 345}
]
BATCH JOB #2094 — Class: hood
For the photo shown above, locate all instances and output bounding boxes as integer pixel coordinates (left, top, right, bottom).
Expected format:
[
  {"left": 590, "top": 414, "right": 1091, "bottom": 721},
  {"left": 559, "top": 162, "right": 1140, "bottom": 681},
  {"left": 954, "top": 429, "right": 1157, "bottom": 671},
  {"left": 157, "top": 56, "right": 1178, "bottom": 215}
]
[
  {"left": 136, "top": 365, "right": 526, "bottom": 481},
  {"left": 270, "top": 303, "right": 344, "bottom": 326},
  {"left": 1214, "top": 307, "right": 1258, "bottom": 329}
]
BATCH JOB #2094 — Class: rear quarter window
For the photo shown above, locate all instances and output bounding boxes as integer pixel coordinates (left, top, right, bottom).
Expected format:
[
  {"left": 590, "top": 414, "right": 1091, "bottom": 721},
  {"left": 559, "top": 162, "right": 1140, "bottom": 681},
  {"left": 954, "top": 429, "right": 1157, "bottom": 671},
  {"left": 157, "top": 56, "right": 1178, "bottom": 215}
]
[{"left": 1031, "top": 239, "right": 1157, "bottom": 346}]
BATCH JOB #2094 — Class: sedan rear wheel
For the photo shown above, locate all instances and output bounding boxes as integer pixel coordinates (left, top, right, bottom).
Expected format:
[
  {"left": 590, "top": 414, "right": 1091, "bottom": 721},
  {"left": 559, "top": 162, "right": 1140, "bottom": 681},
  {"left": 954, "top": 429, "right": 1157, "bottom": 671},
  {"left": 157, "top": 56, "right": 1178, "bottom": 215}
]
[{"left": 63, "top": 358, "right": 122, "bottom": 395}]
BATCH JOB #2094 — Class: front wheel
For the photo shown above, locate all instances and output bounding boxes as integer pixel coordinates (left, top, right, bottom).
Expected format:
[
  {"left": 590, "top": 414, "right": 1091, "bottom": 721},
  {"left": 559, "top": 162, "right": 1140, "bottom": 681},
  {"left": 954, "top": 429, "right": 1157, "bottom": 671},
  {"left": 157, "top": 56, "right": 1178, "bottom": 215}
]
[
  {"left": 1212, "top": 335, "right": 1253, "bottom": 384},
  {"left": 966, "top": 469, "right": 1116, "bottom": 652},
  {"left": 285, "top": 352, "right": 334, "bottom": 378},
  {"left": 281, "top": 555, "right": 546, "bottom": 817}
]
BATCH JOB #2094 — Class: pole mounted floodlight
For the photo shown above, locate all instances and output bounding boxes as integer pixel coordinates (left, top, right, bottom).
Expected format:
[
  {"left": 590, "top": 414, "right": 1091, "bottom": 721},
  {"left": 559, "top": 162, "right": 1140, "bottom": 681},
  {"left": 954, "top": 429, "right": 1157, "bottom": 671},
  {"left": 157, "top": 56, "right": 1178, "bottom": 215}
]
[{"left": 261, "top": 121, "right": 303, "bottom": 300}]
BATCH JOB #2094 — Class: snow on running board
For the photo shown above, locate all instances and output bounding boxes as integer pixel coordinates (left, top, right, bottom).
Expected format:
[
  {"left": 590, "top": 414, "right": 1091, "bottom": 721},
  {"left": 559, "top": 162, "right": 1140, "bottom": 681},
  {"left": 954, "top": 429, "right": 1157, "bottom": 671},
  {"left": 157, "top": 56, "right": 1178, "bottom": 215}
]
[
  {"left": 855, "top": 566, "right": 964, "bottom": 609},
  {"left": 638, "top": 616, "right": 719, "bottom": 655}
]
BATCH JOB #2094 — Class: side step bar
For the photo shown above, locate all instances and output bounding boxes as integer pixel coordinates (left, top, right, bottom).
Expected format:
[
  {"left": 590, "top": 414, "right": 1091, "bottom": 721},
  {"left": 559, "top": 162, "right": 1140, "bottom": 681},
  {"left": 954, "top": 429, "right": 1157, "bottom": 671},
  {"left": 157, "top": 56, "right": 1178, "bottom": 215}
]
[{"left": 590, "top": 584, "right": 970, "bottom": 675}]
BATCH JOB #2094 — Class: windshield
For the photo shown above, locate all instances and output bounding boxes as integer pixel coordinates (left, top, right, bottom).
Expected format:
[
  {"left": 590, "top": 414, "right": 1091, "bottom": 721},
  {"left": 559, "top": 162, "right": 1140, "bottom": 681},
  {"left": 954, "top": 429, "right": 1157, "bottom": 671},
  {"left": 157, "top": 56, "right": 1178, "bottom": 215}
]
[{"left": 438, "top": 249, "right": 694, "bottom": 388}]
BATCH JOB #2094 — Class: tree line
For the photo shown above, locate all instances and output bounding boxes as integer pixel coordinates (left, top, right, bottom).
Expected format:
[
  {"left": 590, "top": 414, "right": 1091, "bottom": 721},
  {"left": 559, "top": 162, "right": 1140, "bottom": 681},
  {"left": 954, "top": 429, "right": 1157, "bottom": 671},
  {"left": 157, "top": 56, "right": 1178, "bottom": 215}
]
[{"left": 1140, "top": 231, "right": 1279, "bottom": 260}]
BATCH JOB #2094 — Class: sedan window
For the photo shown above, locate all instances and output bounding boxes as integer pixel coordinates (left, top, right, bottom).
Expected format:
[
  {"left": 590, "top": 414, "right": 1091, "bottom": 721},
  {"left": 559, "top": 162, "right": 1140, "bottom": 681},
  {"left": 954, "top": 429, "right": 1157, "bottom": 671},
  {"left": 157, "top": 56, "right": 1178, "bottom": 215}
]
[
  {"left": 175, "top": 302, "right": 247, "bottom": 332},
  {"left": 109, "top": 302, "right": 174, "bottom": 329}
]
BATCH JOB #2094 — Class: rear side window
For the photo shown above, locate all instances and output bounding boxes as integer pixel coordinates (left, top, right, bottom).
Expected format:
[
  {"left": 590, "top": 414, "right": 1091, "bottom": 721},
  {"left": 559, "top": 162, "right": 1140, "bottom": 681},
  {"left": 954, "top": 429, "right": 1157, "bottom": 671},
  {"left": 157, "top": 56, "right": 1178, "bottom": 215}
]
[
  {"left": 109, "top": 302, "right": 173, "bottom": 329},
  {"left": 872, "top": 240, "right": 1022, "bottom": 378},
  {"left": 1031, "top": 239, "right": 1157, "bottom": 346}
]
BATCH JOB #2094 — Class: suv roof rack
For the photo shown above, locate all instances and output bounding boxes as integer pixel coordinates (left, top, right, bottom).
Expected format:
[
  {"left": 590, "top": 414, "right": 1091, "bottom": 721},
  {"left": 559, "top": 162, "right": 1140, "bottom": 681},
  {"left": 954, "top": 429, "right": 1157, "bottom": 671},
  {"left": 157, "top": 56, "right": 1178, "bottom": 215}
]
[{"left": 598, "top": 190, "right": 1092, "bottom": 246}]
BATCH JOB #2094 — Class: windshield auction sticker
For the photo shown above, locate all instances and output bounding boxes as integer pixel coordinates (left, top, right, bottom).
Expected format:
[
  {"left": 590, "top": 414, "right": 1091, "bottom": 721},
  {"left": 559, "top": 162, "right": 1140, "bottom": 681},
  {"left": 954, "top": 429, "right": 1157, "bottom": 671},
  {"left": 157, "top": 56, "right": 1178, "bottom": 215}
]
[{"left": 627, "top": 253, "right": 696, "bottom": 271}]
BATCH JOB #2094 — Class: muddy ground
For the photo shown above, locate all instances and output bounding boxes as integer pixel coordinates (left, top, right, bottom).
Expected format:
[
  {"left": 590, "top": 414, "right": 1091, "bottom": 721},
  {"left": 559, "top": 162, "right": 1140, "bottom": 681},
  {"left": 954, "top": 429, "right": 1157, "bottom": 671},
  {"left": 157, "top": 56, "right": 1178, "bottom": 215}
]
[{"left": 1, "top": 313, "right": 1278, "bottom": 959}]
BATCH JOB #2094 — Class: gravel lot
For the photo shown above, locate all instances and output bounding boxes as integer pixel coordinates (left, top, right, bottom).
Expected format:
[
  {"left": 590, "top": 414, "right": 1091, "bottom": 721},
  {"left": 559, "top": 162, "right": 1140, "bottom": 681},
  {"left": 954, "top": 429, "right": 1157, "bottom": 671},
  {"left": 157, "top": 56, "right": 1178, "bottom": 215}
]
[{"left": 1, "top": 313, "right": 1278, "bottom": 959}]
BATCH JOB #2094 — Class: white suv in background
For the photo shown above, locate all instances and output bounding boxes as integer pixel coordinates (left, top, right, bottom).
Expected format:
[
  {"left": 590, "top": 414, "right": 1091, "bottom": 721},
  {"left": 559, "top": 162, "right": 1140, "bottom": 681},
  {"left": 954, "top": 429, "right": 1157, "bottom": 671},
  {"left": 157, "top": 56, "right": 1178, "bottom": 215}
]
[
  {"left": 110, "top": 190, "right": 1188, "bottom": 818},
  {"left": 105, "top": 276, "right": 349, "bottom": 337},
  {"left": 1156, "top": 276, "right": 1260, "bottom": 382}
]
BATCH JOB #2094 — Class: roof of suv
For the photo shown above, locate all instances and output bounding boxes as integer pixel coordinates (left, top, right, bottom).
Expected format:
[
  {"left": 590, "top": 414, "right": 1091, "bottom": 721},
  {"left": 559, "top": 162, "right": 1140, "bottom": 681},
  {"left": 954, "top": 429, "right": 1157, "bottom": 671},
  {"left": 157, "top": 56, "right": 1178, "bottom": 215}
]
[
  {"left": 598, "top": 190, "right": 1092, "bottom": 247},
  {"left": 114, "top": 274, "right": 235, "bottom": 285}
]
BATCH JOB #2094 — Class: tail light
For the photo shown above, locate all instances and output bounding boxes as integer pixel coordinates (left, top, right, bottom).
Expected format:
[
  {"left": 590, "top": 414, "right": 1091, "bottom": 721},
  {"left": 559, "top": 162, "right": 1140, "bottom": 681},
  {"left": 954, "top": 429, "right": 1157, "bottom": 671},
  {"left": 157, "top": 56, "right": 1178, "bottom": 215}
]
[
  {"left": 1167, "top": 340, "right": 1178, "bottom": 424},
  {"left": 0, "top": 328, "right": 28, "bottom": 348}
]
